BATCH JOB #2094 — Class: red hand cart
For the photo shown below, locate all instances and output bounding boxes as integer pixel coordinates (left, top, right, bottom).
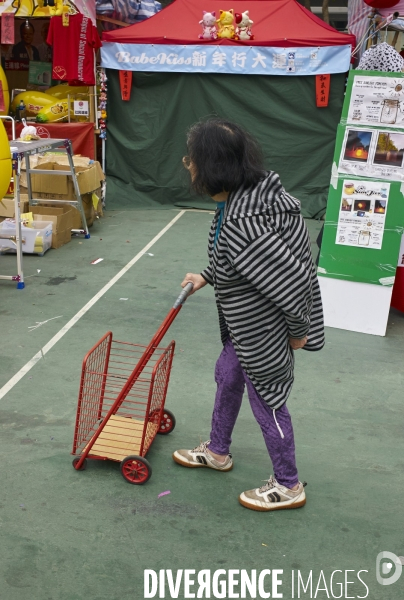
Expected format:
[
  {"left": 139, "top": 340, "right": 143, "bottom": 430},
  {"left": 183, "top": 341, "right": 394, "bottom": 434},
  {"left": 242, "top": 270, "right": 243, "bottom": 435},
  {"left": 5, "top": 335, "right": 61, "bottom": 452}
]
[{"left": 71, "top": 283, "right": 193, "bottom": 484}]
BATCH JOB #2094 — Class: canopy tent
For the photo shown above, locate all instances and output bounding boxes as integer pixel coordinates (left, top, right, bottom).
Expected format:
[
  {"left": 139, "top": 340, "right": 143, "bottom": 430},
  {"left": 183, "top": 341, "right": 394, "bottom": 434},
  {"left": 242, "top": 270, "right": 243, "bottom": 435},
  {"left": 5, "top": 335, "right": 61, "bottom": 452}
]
[
  {"left": 102, "top": 0, "right": 354, "bottom": 47},
  {"left": 101, "top": 0, "right": 355, "bottom": 215}
]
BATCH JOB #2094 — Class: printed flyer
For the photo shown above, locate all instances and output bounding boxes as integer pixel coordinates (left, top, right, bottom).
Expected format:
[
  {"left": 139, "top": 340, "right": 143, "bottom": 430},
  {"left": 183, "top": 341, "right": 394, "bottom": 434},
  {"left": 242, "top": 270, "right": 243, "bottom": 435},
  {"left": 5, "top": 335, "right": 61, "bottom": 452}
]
[
  {"left": 335, "top": 180, "right": 389, "bottom": 250},
  {"left": 347, "top": 74, "right": 404, "bottom": 129}
]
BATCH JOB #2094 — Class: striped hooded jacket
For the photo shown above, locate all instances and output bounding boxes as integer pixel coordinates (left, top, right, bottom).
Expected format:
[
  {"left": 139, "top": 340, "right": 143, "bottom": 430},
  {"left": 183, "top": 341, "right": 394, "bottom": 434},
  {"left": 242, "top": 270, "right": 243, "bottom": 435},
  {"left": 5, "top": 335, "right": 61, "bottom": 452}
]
[{"left": 201, "top": 171, "right": 325, "bottom": 409}]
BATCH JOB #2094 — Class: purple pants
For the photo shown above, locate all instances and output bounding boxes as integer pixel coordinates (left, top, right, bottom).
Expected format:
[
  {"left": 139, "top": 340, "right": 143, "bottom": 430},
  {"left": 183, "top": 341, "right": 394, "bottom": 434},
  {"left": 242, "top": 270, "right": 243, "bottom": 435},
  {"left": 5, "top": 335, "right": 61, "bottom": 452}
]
[{"left": 209, "top": 339, "right": 299, "bottom": 488}]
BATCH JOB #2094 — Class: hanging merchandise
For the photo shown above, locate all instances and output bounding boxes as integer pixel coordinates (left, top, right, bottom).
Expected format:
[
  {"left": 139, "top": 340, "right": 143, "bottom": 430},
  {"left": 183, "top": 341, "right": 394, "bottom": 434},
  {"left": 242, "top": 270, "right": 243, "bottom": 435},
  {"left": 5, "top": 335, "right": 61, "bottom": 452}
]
[
  {"left": 47, "top": 14, "right": 102, "bottom": 85},
  {"left": 348, "top": 0, "right": 373, "bottom": 62},
  {"left": 358, "top": 42, "right": 404, "bottom": 71},
  {"left": 99, "top": 0, "right": 162, "bottom": 31},
  {"left": 98, "top": 68, "right": 107, "bottom": 140},
  {"left": 377, "top": 0, "right": 404, "bottom": 15}
]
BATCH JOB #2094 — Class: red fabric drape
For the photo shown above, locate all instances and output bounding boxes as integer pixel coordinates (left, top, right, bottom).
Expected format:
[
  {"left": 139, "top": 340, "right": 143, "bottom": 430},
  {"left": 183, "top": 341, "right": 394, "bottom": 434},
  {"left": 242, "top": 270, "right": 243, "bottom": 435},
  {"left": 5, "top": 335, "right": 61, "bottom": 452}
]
[{"left": 5, "top": 122, "right": 95, "bottom": 159}]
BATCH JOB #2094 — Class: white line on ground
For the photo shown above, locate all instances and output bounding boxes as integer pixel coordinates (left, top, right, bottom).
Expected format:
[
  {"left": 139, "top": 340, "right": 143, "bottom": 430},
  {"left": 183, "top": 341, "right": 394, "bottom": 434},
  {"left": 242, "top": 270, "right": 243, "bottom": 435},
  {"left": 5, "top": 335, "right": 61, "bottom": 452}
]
[{"left": 0, "top": 210, "right": 186, "bottom": 401}]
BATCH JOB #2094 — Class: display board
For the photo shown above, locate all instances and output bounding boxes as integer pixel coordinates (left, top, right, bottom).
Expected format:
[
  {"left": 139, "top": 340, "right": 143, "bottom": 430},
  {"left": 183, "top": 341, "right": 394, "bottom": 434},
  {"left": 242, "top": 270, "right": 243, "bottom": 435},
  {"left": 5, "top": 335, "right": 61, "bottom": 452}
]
[{"left": 318, "top": 70, "right": 404, "bottom": 336}]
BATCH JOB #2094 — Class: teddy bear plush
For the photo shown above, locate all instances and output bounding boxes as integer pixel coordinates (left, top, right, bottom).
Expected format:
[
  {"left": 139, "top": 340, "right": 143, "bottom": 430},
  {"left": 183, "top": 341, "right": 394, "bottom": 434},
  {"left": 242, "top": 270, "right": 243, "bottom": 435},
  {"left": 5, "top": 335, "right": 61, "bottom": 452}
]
[
  {"left": 199, "top": 11, "right": 218, "bottom": 40},
  {"left": 235, "top": 10, "right": 254, "bottom": 40},
  {"left": 216, "top": 9, "right": 236, "bottom": 39}
]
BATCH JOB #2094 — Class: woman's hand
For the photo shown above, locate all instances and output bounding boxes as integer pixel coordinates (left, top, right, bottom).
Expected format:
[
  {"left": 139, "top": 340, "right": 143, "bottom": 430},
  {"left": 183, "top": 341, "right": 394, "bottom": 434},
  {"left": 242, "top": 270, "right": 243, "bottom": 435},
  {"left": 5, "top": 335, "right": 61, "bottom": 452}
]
[
  {"left": 181, "top": 273, "right": 207, "bottom": 295},
  {"left": 289, "top": 336, "right": 308, "bottom": 350}
]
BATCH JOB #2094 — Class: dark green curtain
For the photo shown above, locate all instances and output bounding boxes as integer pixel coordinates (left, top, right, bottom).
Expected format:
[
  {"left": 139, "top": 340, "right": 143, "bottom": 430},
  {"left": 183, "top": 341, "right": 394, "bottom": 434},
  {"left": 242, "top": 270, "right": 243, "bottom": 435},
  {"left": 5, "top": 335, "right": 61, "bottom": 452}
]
[{"left": 106, "top": 70, "right": 345, "bottom": 217}]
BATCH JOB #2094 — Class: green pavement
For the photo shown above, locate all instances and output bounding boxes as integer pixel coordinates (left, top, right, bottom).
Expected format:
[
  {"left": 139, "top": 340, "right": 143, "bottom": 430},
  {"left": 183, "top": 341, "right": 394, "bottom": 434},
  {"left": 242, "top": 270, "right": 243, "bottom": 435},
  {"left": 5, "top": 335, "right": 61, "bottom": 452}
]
[{"left": 0, "top": 210, "right": 403, "bottom": 600}]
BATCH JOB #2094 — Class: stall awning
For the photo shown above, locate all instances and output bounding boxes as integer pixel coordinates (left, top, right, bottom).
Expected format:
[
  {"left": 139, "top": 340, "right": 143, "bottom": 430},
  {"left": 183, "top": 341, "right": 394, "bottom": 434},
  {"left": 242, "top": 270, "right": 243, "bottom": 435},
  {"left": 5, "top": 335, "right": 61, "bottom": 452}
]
[{"left": 102, "top": 0, "right": 356, "bottom": 48}]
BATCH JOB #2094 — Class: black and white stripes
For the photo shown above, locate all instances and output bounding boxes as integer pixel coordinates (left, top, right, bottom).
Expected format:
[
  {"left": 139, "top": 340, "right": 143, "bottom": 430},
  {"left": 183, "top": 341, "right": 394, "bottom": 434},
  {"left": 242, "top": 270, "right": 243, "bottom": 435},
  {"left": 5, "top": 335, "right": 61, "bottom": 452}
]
[{"left": 201, "top": 172, "right": 325, "bottom": 410}]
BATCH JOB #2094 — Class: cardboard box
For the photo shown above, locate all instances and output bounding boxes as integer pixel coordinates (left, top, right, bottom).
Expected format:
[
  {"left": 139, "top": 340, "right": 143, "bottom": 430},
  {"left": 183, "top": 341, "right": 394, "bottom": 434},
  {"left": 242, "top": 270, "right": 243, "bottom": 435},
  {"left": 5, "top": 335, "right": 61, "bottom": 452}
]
[
  {"left": 4, "top": 180, "right": 14, "bottom": 198},
  {"left": 30, "top": 205, "right": 72, "bottom": 249},
  {"left": 70, "top": 189, "right": 104, "bottom": 229},
  {"left": 27, "top": 157, "right": 105, "bottom": 200},
  {"left": 0, "top": 198, "right": 29, "bottom": 218},
  {"left": 20, "top": 156, "right": 104, "bottom": 230},
  {"left": 70, "top": 192, "right": 94, "bottom": 229}
]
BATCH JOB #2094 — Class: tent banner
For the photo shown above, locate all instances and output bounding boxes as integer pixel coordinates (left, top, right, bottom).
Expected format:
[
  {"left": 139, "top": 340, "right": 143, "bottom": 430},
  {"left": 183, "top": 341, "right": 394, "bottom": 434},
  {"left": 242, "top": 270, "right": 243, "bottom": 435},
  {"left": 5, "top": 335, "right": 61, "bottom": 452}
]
[{"left": 101, "top": 43, "right": 351, "bottom": 75}]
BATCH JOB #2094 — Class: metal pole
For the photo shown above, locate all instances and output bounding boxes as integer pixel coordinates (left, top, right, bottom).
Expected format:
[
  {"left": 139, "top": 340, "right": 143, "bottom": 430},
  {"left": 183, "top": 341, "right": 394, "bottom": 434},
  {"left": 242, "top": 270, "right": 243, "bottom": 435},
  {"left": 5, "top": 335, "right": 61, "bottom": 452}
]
[{"left": 14, "top": 153, "right": 25, "bottom": 289}]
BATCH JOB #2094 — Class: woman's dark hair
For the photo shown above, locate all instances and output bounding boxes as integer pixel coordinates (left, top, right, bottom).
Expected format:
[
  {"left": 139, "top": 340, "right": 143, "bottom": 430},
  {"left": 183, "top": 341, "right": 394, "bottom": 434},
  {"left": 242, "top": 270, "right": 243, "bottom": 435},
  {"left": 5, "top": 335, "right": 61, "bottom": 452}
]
[{"left": 186, "top": 118, "right": 265, "bottom": 196}]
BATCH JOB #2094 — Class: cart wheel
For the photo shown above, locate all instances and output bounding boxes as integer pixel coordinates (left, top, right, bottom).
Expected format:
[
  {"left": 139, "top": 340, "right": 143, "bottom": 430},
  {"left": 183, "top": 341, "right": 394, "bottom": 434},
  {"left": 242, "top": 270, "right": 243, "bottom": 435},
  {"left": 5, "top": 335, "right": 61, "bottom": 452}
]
[
  {"left": 120, "top": 456, "right": 152, "bottom": 485},
  {"left": 157, "top": 409, "right": 176, "bottom": 435},
  {"left": 72, "top": 457, "right": 87, "bottom": 471}
]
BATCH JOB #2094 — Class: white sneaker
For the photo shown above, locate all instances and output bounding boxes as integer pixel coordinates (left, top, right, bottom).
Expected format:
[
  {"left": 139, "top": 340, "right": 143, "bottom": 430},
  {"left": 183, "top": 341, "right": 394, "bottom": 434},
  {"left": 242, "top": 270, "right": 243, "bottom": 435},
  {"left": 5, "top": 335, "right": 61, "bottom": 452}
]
[
  {"left": 239, "top": 476, "right": 306, "bottom": 511},
  {"left": 173, "top": 440, "right": 233, "bottom": 472}
]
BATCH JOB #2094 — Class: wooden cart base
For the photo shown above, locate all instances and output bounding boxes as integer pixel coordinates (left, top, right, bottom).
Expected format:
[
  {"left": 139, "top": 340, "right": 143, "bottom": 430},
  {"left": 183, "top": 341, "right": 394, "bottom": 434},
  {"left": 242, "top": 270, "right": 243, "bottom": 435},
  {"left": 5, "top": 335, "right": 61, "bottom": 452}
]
[{"left": 85, "top": 415, "right": 157, "bottom": 462}]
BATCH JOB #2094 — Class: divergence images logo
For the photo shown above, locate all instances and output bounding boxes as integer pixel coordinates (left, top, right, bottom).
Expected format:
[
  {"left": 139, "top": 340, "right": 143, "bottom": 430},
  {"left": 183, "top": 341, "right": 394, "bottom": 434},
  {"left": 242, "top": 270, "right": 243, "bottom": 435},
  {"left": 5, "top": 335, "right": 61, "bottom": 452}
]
[{"left": 376, "top": 552, "right": 403, "bottom": 586}]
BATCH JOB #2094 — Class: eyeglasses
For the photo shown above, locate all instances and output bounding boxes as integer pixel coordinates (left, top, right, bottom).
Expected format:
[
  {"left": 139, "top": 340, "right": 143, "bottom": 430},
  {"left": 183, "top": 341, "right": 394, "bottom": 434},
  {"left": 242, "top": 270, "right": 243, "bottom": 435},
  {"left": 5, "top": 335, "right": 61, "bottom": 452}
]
[{"left": 182, "top": 155, "right": 191, "bottom": 170}]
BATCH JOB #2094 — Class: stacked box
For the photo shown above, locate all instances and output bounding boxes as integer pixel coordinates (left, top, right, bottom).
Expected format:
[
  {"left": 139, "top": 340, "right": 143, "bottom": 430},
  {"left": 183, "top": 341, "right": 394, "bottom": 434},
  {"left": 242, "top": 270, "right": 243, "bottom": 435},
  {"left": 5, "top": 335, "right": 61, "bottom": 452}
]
[
  {"left": 30, "top": 205, "right": 73, "bottom": 249},
  {"left": 20, "top": 155, "right": 105, "bottom": 229},
  {"left": 0, "top": 198, "right": 29, "bottom": 218}
]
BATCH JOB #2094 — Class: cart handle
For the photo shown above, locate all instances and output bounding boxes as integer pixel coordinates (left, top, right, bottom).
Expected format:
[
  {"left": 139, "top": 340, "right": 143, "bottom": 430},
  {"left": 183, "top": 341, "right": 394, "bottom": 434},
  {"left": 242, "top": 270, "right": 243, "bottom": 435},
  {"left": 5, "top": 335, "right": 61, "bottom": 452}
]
[{"left": 173, "top": 282, "right": 194, "bottom": 309}]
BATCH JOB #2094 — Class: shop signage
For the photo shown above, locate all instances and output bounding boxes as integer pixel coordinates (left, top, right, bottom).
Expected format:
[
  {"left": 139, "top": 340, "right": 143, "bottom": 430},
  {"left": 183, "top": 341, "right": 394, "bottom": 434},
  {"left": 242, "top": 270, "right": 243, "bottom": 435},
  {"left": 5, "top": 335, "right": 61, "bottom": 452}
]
[
  {"left": 101, "top": 43, "right": 351, "bottom": 76},
  {"left": 73, "top": 100, "right": 89, "bottom": 116}
]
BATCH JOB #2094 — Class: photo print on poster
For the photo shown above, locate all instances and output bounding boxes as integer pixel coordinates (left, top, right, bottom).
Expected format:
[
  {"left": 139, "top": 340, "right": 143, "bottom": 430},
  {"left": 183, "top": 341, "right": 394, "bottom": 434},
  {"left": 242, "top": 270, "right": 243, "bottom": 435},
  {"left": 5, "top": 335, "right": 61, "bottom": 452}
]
[
  {"left": 339, "top": 127, "right": 404, "bottom": 181},
  {"left": 336, "top": 180, "right": 390, "bottom": 249},
  {"left": 373, "top": 131, "right": 404, "bottom": 168},
  {"left": 343, "top": 129, "right": 373, "bottom": 163}
]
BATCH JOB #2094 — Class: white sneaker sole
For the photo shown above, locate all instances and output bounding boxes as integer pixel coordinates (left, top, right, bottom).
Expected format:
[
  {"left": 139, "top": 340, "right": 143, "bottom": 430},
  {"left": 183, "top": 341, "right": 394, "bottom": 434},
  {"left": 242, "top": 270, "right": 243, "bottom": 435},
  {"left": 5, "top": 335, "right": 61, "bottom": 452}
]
[
  {"left": 172, "top": 451, "right": 233, "bottom": 472},
  {"left": 239, "top": 491, "right": 306, "bottom": 512}
]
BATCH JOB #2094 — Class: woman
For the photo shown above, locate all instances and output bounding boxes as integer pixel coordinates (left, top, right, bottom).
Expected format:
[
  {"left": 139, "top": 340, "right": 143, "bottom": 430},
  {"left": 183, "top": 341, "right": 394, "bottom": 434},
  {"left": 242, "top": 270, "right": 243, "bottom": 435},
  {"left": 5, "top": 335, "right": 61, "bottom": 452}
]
[{"left": 173, "top": 118, "right": 325, "bottom": 512}]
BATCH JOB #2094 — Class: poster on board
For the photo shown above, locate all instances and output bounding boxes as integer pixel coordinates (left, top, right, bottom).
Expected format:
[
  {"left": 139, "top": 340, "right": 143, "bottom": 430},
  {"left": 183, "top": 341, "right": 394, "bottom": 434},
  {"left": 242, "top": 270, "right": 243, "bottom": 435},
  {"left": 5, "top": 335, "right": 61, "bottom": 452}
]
[
  {"left": 347, "top": 74, "right": 404, "bottom": 128},
  {"left": 398, "top": 233, "right": 404, "bottom": 267},
  {"left": 338, "top": 127, "right": 404, "bottom": 181},
  {"left": 2, "top": 18, "right": 52, "bottom": 70},
  {"left": 335, "top": 180, "right": 389, "bottom": 250}
]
